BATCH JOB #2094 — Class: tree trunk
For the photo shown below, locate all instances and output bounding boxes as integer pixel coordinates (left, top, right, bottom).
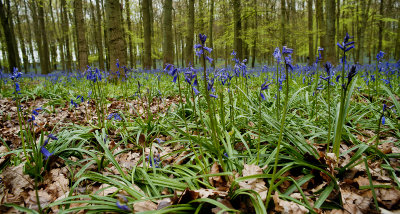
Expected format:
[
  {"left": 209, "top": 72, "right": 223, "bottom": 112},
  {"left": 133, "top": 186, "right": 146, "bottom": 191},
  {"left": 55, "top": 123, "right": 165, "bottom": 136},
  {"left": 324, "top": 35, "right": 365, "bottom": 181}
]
[
  {"left": 49, "top": 0, "right": 58, "bottom": 70},
  {"left": 395, "top": 15, "right": 400, "bottom": 60},
  {"left": 74, "top": 0, "right": 88, "bottom": 71},
  {"left": 378, "top": 0, "right": 383, "bottom": 52},
  {"left": 357, "top": 0, "right": 372, "bottom": 64},
  {"left": 24, "top": 0, "right": 37, "bottom": 73},
  {"left": 233, "top": 0, "right": 242, "bottom": 59},
  {"left": 162, "top": 0, "right": 174, "bottom": 67},
  {"left": 307, "top": 0, "right": 313, "bottom": 65},
  {"left": 61, "top": 0, "right": 72, "bottom": 72},
  {"left": 281, "top": 0, "right": 286, "bottom": 46},
  {"left": 95, "top": 0, "right": 104, "bottom": 70},
  {"left": 326, "top": 0, "right": 336, "bottom": 64},
  {"left": 125, "top": 0, "right": 133, "bottom": 68},
  {"left": 142, "top": 0, "right": 152, "bottom": 69},
  {"left": 16, "top": 9, "right": 29, "bottom": 73},
  {"left": 38, "top": 0, "right": 50, "bottom": 74},
  {"left": 106, "top": 0, "right": 127, "bottom": 75},
  {"left": 251, "top": 0, "right": 257, "bottom": 68},
  {"left": 0, "top": 0, "right": 19, "bottom": 72},
  {"left": 185, "top": 0, "right": 194, "bottom": 66},
  {"left": 316, "top": 0, "right": 325, "bottom": 60},
  {"left": 209, "top": 0, "right": 215, "bottom": 68}
]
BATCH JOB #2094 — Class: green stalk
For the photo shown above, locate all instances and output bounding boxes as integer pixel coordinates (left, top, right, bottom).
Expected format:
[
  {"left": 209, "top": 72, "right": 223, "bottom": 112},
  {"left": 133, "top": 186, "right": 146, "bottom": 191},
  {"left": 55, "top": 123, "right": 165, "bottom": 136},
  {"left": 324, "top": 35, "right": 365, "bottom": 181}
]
[
  {"left": 333, "top": 52, "right": 347, "bottom": 157},
  {"left": 265, "top": 60, "right": 290, "bottom": 209},
  {"left": 326, "top": 77, "right": 332, "bottom": 152},
  {"left": 276, "top": 64, "right": 281, "bottom": 120},
  {"left": 201, "top": 49, "right": 223, "bottom": 168}
]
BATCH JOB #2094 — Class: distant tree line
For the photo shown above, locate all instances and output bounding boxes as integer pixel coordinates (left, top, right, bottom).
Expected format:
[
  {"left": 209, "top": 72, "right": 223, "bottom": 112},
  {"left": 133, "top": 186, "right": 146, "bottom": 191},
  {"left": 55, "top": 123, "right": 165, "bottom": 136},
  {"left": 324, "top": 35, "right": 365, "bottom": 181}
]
[{"left": 0, "top": 0, "right": 399, "bottom": 74}]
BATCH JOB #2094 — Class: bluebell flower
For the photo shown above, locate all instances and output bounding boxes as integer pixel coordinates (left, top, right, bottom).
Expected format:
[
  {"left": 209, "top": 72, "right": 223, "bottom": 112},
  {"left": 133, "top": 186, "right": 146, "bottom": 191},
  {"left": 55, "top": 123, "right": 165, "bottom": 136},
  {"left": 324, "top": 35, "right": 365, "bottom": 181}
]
[
  {"left": 195, "top": 34, "right": 213, "bottom": 63},
  {"left": 376, "top": 51, "right": 385, "bottom": 62},
  {"left": 116, "top": 59, "right": 120, "bottom": 68},
  {"left": 209, "top": 94, "right": 218, "bottom": 98},
  {"left": 273, "top": 47, "right": 281, "bottom": 63},
  {"left": 193, "top": 86, "right": 200, "bottom": 96},
  {"left": 107, "top": 113, "right": 122, "bottom": 121},
  {"left": 70, "top": 99, "right": 78, "bottom": 108},
  {"left": 40, "top": 134, "right": 57, "bottom": 160},
  {"left": 155, "top": 138, "right": 164, "bottom": 143},
  {"left": 116, "top": 196, "right": 131, "bottom": 211}
]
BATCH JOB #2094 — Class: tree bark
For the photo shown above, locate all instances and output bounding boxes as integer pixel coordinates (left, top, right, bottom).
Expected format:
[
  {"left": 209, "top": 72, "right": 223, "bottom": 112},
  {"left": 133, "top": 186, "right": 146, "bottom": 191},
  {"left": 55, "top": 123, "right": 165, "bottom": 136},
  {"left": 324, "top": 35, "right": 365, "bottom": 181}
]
[
  {"left": 395, "top": 15, "right": 400, "bottom": 60},
  {"left": 142, "top": 0, "right": 152, "bottom": 69},
  {"left": 281, "top": 0, "right": 286, "bottom": 46},
  {"left": 316, "top": 0, "right": 325, "bottom": 60},
  {"left": 0, "top": 0, "right": 19, "bottom": 71},
  {"left": 24, "top": 0, "right": 37, "bottom": 73},
  {"left": 162, "top": 0, "right": 174, "bottom": 67},
  {"left": 185, "top": 0, "right": 194, "bottom": 66},
  {"left": 326, "top": 0, "right": 336, "bottom": 64},
  {"left": 307, "top": 0, "right": 313, "bottom": 65},
  {"left": 251, "top": 0, "right": 257, "bottom": 68},
  {"left": 106, "top": 0, "right": 127, "bottom": 75},
  {"left": 378, "top": 0, "right": 383, "bottom": 52},
  {"left": 61, "top": 0, "right": 72, "bottom": 72},
  {"left": 125, "top": 0, "right": 134, "bottom": 68},
  {"left": 38, "top": 0, "right": 50, "bottom": 73},
  {"left": 74, "top": 0, "right": 88, "bottom": 71},
  {"left": 233, "top": 0, "right": 243, "bottom": 60},
  {"left": 357, "top": 0, "right": 372, "bottom": 64},
  {"left": 16, "top": 8, "right": 29, "bottom": 73}
]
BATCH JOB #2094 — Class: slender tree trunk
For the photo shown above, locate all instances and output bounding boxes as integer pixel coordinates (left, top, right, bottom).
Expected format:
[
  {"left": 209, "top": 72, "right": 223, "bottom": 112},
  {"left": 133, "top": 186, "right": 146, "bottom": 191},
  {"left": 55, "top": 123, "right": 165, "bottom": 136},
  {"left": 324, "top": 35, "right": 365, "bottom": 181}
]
[
  {"left": 38, "top": 0, "right": 50, "bottom": 73},
  {"left": 0, "top": 0, "right": 19, "bottom": 71},
  {"left": 336, "top": 0, "right": 340, "bottom": 60},
  {"left": 162, "top": 0, "right": 174, "bottom": 67},
  {"left": 185, "top": 0, "right": 194, "bottom": 66},
  {"left": 106, "top": 0, "right": 127, "bottom": 75},
  {"left": 378, "top": 0, "right": 384, "bottom": 52},
  {"left": 326, "top": 0, "right": 336, "bottom": 64},
  {"left": 251, "top": 0, "right": 257, "bottom": 68},
  {"left": 49, "top": 0, "right": 58, "bottom": 70},
  {"left": 95, "top": 0, "right": 104, "bottom": 70},
  {"left": 233, "top": 0, "right": 243, "bottom": 59},
  {"left": 395, "top": 13, "right": 400, "bottom": 60},
  {"left": 24, "top": 0, "right": 36, "bottom": 73},
  {"left": 316, "top": 0, "right": 325, "bottom": 60},
  {"left": 16, "top": 9, "right": 29, "bottom": 73},
  {"left": 307, "top": 0, "right": 313, "bottom": 65},
  {"left": 61, "top": 0, "right": 71, "bottom": 72},
  {"left": 358, "top": 0, "right": 372, "bottom": 64},
  {"left": 74, "top": 0, "right": 88, "bottom": 71},
  {"left": 281, "top": 0, "right": 286, "bottom": 46},
  {"left": 125, "top": 0, "right": 133, "bottom": 68},
  {"left": 142, "top": 0, "right": 152, "bottom": 69},
  {"left": 209, "top": 0, "right": 215, "bottom": 68}
]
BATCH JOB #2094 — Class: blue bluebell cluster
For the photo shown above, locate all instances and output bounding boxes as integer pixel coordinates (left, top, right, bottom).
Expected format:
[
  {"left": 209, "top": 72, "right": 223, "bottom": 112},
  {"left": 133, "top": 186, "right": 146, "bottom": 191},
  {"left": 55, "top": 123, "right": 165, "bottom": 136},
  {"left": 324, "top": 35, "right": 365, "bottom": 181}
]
[
  {"left": 195, "top": 34, "right": 213, "bottom": 64},
  {"left": 107, "top": 113, "right": 122, "bottom": 121},
  {"left": 116, "top": 195, "right": 130, "bottom": 211},
  {"left": 147, "top": 154, "right": 161, "bottom": 168},
  {"left": 40, "top": 134, "right": 58, "bottom": 160}
]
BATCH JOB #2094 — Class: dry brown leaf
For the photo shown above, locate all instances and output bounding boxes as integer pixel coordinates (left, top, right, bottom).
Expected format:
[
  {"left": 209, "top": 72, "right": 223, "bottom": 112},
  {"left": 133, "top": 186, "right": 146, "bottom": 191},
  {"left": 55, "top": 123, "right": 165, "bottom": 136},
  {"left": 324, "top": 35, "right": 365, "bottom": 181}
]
[
  {"left": 336, "top": 190, "right": 371, "bottom": 214},
  {"left": 376, "top": 188, "right": 400, "bottom": 209},
  {"left": 209, "top": 162, "right": 226, "bottom": 188},
  {"left": 193, "top": 189, "right": 228, "bottom": 198},
  {"left": 25, "top": 189, "right": 52, "bottom": 210},
  {"left": 1, "top": 164, "right": 33, "bottom": 203},
  {"left": 273, "top": 192, "right": 308, "bottom": 214},
  {"left": 238, "top": 164, "right": 268, "bottom": 200},
  {"left": 134, "top": 200, "right": 158, "bottom": 212},
  {"left": 45, "top": 168, "right": 69, "bottom": 200},
  {"left": 97, "top": 184, "right": 119, "bottom": 196}
]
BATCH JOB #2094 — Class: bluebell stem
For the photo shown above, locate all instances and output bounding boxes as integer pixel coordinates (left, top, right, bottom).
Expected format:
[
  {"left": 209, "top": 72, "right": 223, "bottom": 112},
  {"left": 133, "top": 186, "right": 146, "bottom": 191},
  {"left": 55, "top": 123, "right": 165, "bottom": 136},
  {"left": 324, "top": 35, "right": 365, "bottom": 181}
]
[
  {"left": 266, "top": 46, "right": 295, "bottom": 208},
  {"left": 333, "top": 33, "right": 355, "bottom": 157}
]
